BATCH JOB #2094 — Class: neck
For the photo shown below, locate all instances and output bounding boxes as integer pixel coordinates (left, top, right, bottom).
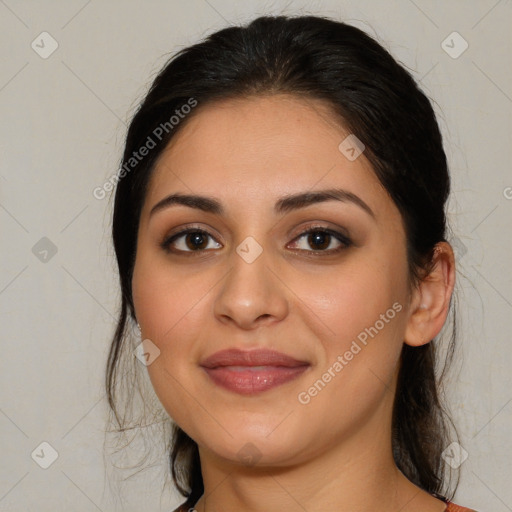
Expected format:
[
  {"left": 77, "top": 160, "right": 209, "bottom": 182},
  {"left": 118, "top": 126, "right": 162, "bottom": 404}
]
[{"left": 191, "top": 396, "right": 442, "bottom": 512}]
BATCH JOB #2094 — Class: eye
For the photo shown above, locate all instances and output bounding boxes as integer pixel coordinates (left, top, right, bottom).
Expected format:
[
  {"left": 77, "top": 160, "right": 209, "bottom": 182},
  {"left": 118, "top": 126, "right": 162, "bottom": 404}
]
[
  {"left": 161, "top": 228, "right": 222, "bottom": 253},
  {"left": 288, "top": 227, "right": 352, "bottom": 254},
  {"left": 161, "top": 225, "right": 352, "bottom": 255}
]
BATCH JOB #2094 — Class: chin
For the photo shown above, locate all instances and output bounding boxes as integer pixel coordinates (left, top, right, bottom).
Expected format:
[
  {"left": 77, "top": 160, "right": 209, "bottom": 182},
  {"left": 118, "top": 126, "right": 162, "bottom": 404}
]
[{"left": 190, "top": 414, "right": 314, "bottom": 468}]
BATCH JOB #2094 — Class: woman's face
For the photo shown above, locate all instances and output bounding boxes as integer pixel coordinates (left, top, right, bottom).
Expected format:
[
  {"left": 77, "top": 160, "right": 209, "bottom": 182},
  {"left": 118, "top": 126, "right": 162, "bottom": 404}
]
[{"left": 132, "top": 94, "right": 413, "bottom": 467}]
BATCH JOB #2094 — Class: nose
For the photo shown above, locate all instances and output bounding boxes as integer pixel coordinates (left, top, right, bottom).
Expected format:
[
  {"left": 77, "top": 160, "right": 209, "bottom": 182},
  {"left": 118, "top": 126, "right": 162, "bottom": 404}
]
[{"left": 213, "top": 244, "right": 289, "bottom": 330}]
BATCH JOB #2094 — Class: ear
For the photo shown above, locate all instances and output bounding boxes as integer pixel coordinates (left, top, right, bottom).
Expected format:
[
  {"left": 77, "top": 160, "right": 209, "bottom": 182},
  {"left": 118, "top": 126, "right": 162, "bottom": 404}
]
[{"left": 404, "top": 241, "right": 456, "bottom": 347}]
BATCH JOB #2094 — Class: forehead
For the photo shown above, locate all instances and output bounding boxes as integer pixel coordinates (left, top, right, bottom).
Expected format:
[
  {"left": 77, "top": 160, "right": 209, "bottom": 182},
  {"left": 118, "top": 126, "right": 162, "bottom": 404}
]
[{"left": 144, "top": 94, "right": 391, "bottom": 218}]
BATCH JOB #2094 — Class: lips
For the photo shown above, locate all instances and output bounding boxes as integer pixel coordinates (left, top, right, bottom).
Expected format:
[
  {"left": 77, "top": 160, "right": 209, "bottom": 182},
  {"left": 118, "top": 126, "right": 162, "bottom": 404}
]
[
  {"left": 200, "top": 349, "right": 310, "bottom": 395},
  {"left": 201, "top": 348, "right": 308, "bottom": 368}
]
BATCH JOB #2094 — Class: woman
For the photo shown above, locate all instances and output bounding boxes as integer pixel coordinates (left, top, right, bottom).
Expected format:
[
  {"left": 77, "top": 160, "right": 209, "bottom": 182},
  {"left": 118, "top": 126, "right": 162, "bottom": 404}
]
[{"left": 106, "top": 15, "right": 478, "bottom": 512}]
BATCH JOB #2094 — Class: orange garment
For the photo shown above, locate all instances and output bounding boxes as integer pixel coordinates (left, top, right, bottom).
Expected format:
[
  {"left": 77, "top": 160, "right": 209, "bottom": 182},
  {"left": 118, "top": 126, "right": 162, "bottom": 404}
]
[{"left": 445, "top": 502, "right": 478, "bottom": 512}]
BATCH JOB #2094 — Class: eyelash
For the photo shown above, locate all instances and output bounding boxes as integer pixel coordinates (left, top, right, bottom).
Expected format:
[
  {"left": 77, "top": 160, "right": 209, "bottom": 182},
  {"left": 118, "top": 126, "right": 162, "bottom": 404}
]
[{"left": 160, "top": 224, "right": 352, "bottom": 256}]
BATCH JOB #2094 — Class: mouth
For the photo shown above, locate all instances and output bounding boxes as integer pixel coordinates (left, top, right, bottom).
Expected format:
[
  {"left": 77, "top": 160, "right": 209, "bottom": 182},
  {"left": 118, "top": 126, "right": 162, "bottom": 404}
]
[{"left": 200, "top": 348, "right": 310, "bottom": 395}]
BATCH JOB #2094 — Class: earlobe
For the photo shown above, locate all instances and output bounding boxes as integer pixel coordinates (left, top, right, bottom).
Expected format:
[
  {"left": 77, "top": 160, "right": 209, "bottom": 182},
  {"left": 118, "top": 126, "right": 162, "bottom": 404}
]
[{"left": 404, "top": 242, "right": 456, "bottom": 347}]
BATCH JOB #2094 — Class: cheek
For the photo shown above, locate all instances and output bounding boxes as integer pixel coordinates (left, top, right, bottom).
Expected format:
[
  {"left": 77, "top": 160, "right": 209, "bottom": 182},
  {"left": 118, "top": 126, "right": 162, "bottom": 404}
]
[
  {"left": 131, "top": 252, "right": 223, "bottom": 388},
  {"left": 289, "top": 244, "right": 409, "bottom": 413},
  {"left": 292, "top": 249, "right": 407, "bottom": 351},
  {"left": 131, "top": 256, "right": 214, "bottom": 429},
  {"left": 292, "top": 264, "right": 406, "bottom": 437},
  {"left": 132, "top": 253, "right": 214, "bottom": 343}
]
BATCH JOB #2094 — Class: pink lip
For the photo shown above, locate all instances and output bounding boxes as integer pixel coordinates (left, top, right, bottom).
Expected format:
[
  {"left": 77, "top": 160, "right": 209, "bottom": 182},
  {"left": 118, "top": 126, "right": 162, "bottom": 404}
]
[{"left": 200, "top": 349, "right": 310, "bottom": 395}]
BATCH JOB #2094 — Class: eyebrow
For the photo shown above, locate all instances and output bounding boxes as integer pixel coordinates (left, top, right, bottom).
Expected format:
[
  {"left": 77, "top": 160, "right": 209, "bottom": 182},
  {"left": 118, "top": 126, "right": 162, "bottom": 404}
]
[{"left": 149, "top": 188, "right": 375, "bottom": 220}]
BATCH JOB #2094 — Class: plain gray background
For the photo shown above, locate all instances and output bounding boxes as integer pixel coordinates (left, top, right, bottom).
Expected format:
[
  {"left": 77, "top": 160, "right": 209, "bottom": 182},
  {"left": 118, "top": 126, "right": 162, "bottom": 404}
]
[{"left": 0, "top": 1, "right": 511, "bottom": 511}]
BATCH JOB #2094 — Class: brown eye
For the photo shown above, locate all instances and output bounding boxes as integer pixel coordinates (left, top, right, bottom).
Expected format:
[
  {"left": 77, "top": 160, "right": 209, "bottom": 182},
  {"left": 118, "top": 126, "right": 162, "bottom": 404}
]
[
  {"left": 288, "top": 228, "right": 352, "bottom": 254},
  {"left": 161, "top": 229, "right": 222, "bottom": 253},
  {"left": 307, "top": 231, "right": 331, "bottom": 250},
  {"left": 184, "top": 232, "right": 209, "bottom": 250}
]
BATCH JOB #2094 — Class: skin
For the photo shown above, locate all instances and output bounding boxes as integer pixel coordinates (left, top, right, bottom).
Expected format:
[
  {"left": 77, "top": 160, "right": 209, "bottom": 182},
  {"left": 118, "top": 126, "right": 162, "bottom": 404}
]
[{"left": 131, "top": 94, "right": 456, "bottom": 512}]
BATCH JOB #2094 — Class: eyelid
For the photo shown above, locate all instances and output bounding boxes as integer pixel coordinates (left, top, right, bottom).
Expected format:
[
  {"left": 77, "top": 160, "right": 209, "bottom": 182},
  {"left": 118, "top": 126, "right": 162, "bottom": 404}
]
[
  {"left": 163, "top": 223, "right": 222, "bottom": 241},
  {"left": 288, "top": 222, "right": 351, "bottom": 242}
]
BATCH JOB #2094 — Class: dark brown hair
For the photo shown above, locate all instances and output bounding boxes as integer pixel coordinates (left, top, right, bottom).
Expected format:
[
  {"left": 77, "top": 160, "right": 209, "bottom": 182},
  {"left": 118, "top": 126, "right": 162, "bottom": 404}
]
[{"left": 106, "top": 14, "right": 459, "bottom": 509}]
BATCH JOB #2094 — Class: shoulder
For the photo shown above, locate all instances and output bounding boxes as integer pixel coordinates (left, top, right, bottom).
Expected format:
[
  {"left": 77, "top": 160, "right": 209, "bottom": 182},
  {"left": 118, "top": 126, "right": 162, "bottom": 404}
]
[{"left": 445, "top": 502, "right": 479, "bottom": 512}]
